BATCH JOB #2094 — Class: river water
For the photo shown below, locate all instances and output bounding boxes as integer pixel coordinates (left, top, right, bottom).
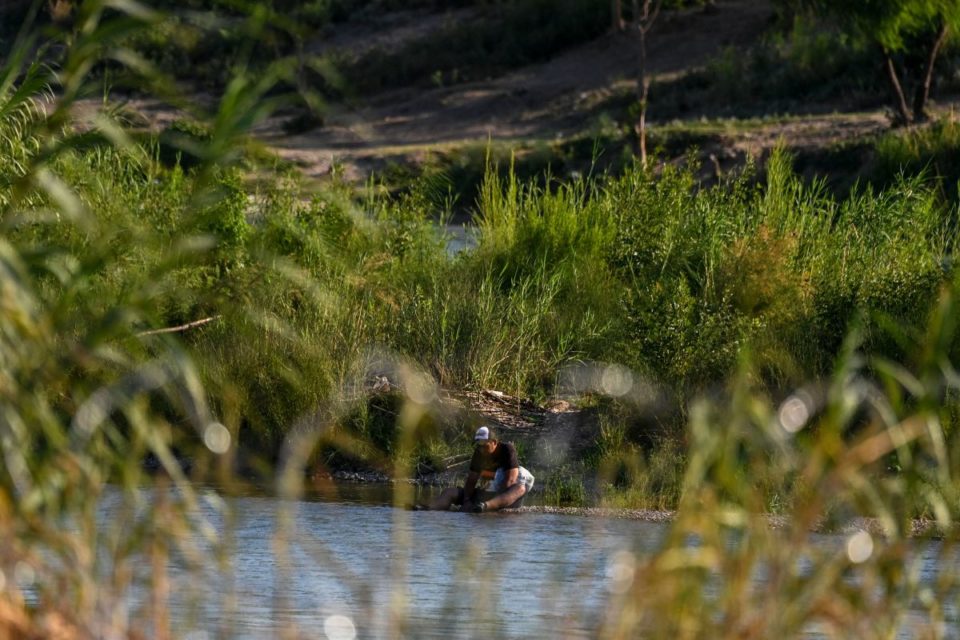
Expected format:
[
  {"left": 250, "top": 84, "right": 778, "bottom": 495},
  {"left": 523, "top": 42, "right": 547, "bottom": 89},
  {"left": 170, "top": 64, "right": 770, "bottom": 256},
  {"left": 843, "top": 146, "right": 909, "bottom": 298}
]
[
  {"left": 91, "top": 484, "right": 958, "bottom": 639},
  {"left": 153, "top": 484, "right": 669, "bottom": 639}
]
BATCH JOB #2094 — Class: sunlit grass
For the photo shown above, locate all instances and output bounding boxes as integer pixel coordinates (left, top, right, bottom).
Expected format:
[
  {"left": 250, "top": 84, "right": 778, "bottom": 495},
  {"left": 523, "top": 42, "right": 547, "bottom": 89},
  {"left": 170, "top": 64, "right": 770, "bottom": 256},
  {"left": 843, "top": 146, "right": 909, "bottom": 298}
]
[{"left": 3, "top": 2, "right": 960, "bottom": 638}]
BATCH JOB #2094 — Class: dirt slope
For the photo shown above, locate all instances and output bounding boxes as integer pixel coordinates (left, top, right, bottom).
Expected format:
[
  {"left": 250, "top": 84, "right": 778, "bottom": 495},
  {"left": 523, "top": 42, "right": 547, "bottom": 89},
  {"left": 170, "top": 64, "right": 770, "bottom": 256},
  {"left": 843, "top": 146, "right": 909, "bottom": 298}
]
[
  {"left": 84, "top": 1, "right": 895, "bottom": 188},
  {"left": 259, "top": 0, "right": 787, "bottom": 182}
]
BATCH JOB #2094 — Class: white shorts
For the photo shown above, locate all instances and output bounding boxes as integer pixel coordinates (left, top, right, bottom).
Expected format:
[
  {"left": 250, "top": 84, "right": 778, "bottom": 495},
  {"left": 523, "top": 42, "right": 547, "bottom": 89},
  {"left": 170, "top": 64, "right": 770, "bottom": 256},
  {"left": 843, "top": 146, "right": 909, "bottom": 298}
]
[{"left": 492, "top": 466, "right": 535, "bottom": 493}]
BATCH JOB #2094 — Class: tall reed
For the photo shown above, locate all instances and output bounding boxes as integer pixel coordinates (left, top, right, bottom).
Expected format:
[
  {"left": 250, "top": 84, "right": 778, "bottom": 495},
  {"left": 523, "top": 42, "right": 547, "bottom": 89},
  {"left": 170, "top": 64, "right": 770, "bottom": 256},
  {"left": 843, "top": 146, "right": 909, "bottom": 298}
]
[{"left": 2, "top": 2, "right": 960, "bottom": 638}]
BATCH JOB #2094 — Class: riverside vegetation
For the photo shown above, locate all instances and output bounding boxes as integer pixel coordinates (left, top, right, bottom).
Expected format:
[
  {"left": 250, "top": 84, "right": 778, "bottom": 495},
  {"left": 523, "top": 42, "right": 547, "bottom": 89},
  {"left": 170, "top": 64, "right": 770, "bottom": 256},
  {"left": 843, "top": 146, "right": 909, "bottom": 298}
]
[{"left": 4, "top": 0, "right": 960, "bottom": 638}]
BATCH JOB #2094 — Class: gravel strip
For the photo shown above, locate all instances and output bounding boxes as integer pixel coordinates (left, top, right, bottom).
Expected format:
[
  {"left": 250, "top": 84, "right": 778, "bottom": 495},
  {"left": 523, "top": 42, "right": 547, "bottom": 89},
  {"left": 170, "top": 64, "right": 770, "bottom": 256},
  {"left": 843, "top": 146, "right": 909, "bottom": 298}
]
[
  {"left": 510, "top": 506, "right": 676, "bottom": 522},
  {"left": 502, "top": 506, "right": 946, "bottom": 538}
]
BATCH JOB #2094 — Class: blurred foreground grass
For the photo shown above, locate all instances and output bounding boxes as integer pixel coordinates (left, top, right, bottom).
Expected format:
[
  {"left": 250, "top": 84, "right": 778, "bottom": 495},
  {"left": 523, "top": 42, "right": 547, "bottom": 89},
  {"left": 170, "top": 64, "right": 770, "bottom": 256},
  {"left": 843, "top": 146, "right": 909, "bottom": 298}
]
[{"left": 2, "top": 1, "right": 960, "bottom": 638}]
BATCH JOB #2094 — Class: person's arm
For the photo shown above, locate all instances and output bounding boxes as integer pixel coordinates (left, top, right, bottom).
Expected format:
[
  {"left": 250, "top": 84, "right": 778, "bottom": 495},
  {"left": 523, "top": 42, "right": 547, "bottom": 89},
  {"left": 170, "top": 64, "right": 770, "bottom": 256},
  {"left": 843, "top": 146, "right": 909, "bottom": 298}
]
[
  {"left": 501, "top": 467, "right": 519, "bottom": 488},
  {"left": 463, "top": 446, "right": 486, "bottom": 504},
  {"left": 500, "top": 442, "right": 521, "bottom": 489},
  {"left": 463, "top": 470, "right": 481, "bottom": 502}
]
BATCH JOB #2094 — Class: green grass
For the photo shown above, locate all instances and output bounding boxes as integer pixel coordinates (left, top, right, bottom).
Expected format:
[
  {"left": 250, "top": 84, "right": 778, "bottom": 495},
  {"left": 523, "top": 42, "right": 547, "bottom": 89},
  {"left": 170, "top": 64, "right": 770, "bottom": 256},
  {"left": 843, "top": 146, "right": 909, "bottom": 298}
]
[
  {"left": 6, "top": 4, "right": 960, "bottom": 637},
  {"left": 5, "top": 67, "right": 956, "bottom": 456},
  {"left": 541, "top": 466, "right": 588, "bottom": 506},
  {"left": 873, "top": 118, "right": 960, "bottom": 200}
]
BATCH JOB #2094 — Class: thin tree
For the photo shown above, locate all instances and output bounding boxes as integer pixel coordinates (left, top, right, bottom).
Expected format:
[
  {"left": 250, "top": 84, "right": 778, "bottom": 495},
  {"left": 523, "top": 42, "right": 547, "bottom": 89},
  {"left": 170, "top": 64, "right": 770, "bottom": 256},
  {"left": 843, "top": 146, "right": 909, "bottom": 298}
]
[
  {"left": 633, "top": 0, "right": 662, "bottom": 168},
  {"left": 809, "top": 0, "right": 960, "bottom": 125},
  {"left": 612, "top": 0, "right": 625, "bottom": 32},
  {"left": 913, "top": 17, "right": 951, "bottom": 121}
]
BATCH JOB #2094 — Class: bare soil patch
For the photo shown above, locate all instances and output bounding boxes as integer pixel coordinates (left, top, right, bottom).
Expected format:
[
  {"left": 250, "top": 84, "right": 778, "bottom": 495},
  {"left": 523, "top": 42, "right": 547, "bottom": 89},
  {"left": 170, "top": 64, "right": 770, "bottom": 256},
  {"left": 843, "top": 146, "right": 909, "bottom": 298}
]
[
  {"left": 75, "top": 0, "right": 902, "bottom": 187},
  {"left": 257, "top": 0, "right": 790, "bottom": 182}
]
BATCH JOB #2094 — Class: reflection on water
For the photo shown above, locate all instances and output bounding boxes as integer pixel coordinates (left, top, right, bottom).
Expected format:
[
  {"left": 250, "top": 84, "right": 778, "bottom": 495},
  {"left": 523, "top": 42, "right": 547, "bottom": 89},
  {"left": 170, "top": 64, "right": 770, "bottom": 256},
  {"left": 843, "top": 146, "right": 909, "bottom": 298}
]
[
  {"left": 93, "top": 484, "right": 958, "bottom": 639},
  {"left": 443, "top": 224, "right": 478, "bottom": 255}
]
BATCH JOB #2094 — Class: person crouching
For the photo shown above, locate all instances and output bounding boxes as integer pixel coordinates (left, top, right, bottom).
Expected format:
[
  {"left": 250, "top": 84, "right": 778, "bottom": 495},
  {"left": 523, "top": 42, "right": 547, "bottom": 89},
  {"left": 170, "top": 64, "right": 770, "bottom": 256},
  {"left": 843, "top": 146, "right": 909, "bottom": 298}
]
[{"left": 426, "top": 426, "right": 535, "bottom": 512}]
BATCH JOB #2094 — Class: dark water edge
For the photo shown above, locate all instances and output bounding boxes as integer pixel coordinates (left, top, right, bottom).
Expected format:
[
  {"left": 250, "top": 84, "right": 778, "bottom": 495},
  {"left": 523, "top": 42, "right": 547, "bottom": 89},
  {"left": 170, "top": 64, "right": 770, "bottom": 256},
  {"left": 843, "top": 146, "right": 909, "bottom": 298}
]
[
  {"left": 196, "top": 480, "right": 947, "bottom": 538},
  {"left": 160, "top": 479, "right": 950, "bottom": 546}
]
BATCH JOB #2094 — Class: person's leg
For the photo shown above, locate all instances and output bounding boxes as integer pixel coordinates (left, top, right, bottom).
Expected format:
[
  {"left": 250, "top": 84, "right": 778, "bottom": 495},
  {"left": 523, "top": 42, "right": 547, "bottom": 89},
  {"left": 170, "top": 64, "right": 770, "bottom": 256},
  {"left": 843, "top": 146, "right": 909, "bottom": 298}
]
[
  {"left": 477, "top": 483, "right": 526, "bottom": 511},
  {"left": 426, "top": 486, "right": 464, "bottom": 511},
  {"left": 504, "top": 492, "right": 527, "bottom": 509}
]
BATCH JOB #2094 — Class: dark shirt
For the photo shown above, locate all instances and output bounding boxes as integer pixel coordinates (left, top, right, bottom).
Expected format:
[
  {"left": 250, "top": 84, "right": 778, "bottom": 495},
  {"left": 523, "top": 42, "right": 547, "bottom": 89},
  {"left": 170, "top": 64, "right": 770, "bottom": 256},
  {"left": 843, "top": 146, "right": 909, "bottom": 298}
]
[{"left": 469, "top": 441, "right": 519, "bottom": 475}]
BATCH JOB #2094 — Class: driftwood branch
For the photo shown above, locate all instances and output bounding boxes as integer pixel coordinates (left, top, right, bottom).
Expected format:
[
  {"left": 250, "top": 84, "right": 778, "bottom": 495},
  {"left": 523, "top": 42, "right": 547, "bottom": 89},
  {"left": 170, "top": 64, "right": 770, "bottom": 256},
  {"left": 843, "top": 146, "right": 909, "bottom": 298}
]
[{"left": 137, "top": 315, "right": 221, "bottom": 337}]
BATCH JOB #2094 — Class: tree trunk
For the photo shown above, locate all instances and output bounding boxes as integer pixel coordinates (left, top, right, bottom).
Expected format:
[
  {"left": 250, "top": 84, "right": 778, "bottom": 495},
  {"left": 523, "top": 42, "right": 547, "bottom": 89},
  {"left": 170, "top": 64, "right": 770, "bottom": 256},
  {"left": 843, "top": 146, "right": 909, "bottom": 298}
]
[
  {"left": 884, "top": 51, "right": 912, "bottom": 126},
  {"left": 633, "top": 0, "right": 661, "bottom": 167},
  {"left": 612, "top": 0, "right": 624, "bottom": 32},
  {"left": 637, "top": 26, "right": 649, "bottom": 168},
  {"left": 913, "top": 21, "right": 949, "bottom": 123}
]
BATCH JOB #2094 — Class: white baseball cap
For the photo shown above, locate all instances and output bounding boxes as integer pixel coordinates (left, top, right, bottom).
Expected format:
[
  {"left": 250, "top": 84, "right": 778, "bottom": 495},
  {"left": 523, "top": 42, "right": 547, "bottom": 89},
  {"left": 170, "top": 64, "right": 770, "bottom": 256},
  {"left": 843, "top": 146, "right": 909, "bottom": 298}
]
[{"left": 474, "top": 426, "right": 492, "bottom": 441}]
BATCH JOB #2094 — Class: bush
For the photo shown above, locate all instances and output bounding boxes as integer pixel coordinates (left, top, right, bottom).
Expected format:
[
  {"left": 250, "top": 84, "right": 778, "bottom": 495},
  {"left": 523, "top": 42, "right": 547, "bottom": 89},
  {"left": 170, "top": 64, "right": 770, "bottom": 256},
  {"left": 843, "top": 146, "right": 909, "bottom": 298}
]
[
  {"left": 542, "top": 468, "right": 587, "bottom": 506},
  {"left": 652, "top": 13, "right": 885, "bottom": 119},
  {"left": 873, "top": 118, "right": 960, "bottom": 203}
]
